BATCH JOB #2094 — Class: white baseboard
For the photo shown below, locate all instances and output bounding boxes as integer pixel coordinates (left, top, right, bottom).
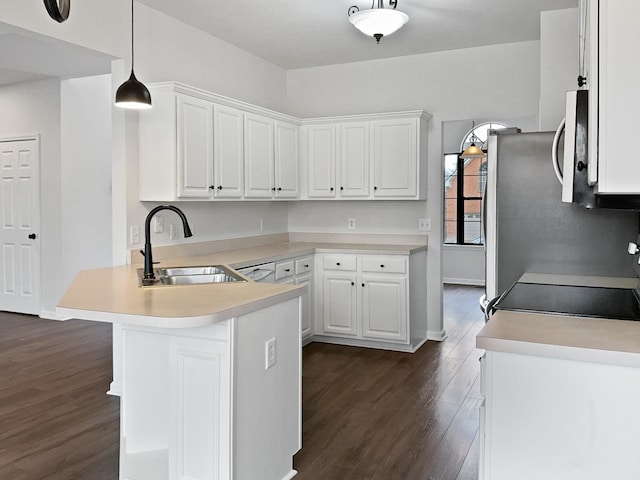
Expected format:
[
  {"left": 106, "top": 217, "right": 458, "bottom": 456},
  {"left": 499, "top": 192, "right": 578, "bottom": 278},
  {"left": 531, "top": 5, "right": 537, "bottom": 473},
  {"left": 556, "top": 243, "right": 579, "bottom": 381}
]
[
  {"left": 443, "top": 277, "right": 486, "bottom": 286},
  {"left": 39, "top": 310, "right": 71, "bottom": 321},
  {"left": 282, "top": 469, "right": 298, "bottom": 480},
  {"left": 107, "top": 381, "right": 122, "bottom": 397},
  {"left": 427, "top": 329, "right": 448, "bottom": 341}
]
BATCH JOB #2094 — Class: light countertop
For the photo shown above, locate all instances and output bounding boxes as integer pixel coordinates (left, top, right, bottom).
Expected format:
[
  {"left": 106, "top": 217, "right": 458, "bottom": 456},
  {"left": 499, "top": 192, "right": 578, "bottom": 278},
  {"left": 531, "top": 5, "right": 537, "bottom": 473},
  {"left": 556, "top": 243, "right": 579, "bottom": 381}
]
[
  {"left": 477, "top": 274, "right": 640, "bottom": 367},
  {"left": 57, "top": 240, "right": 426, "bottom": 329}
]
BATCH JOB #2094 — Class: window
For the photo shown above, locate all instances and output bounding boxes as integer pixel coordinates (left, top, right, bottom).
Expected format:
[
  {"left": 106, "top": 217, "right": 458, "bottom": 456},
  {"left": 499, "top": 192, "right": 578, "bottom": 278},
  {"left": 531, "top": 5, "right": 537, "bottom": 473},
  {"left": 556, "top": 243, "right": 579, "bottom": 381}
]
[{"left": 444, "top": 122, "right": 506, "bottom": 245}]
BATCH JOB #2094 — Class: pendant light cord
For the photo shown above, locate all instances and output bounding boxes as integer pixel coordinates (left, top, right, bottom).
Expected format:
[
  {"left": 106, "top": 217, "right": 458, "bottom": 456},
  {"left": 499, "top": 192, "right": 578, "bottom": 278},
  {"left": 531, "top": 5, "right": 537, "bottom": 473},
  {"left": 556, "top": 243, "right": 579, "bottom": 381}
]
[{"left": 131, "top": 0, "right": 135, "bottom": 70}]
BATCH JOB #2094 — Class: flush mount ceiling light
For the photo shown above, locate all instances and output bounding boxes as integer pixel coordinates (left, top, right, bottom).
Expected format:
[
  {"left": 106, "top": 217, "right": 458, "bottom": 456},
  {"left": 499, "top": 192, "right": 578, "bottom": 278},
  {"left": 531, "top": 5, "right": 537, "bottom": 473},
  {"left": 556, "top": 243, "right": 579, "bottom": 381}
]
[
  {"left": 461, "top": 121, "right": 486, "bottom": 159},
  {"left": 115, "top": 0, "right": 152, "bottom": 110},
  {"left": 348, "top": 0, "right": 409, "bottom": 44}
]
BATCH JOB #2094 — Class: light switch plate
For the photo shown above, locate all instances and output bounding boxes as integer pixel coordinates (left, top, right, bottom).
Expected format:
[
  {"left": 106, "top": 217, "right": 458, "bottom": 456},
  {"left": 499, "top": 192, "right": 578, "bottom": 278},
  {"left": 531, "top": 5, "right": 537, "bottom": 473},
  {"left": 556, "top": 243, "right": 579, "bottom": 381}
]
[{"left": 418, "top": 218, "right": 431, "bottom": 232}]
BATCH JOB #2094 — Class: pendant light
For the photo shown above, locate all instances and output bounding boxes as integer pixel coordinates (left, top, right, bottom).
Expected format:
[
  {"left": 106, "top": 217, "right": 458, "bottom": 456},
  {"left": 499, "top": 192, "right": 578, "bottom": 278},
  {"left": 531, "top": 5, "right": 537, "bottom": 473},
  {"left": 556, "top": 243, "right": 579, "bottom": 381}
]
[
  {"left": 461, "top": 121, "right": 485, "bottom": 159},
  {"left": 115, "top": 0, "right": 152, "bottom": 109},
  {"left": 348, "top": 0, "right": 409, "bottom": 44}
]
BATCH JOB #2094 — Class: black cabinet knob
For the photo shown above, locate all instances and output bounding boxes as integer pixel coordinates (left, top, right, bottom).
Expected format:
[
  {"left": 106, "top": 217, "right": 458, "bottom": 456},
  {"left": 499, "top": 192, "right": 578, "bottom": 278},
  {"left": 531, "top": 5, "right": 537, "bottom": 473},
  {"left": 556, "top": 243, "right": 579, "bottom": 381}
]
[
  {"left": 272, "top": 187, "right": 276, "bottom": 191},
  {"left": 209, "top": 185, "right": 215, "bottom": 190},
  {"left": 380, "top": 264, "right": 385, "bottom": 268},
  {"left": 28, "top": 233, "right": 37, "bottom": 240},
  {"left": 340, "top": 186, "right": 344, "bottom": 190},
  {"left": 361, "top": 283, "right": 365, "bottom": 287},
  {"left": 330, "top": 187, "right": 334, "bottom": 191},
  {"left": 284, "top": 268, "right": 290, "bottom": 272},
  {"left": 374, "top": 186, "right": 378, "bottom": 190},
  {"left": 351, "top": 281, "right": 355, "bottom": 286},
  {"left": 304, "top": 264, "right": 309, "bottom": 268},
  {"left": 217, "top": 186, "right": 223, "bottom": 190},
  {"left": 336, "top": 262, "right": 341, "bottom": 266},
  {"left": 278, "top": 187, "right": 282, "bottom": 191}
]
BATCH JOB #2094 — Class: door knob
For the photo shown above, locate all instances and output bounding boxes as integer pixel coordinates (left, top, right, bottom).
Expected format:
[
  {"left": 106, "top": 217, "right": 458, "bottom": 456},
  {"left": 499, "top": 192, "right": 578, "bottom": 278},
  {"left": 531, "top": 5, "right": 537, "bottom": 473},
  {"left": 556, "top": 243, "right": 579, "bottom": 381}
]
[{"left": 28, "top": 233, "right": 37, "bottom": 240}]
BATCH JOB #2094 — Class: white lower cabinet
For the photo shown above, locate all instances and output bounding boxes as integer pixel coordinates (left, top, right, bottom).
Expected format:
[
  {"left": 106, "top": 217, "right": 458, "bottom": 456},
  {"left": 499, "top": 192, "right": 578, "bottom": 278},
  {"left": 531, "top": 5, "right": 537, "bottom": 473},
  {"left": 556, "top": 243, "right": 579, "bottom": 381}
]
[
  {"left": 319, "top": 254, "right": 410, "bottom": 345},
  {"left": 276, "top": 256, "right": 314, "bottom": 342}
]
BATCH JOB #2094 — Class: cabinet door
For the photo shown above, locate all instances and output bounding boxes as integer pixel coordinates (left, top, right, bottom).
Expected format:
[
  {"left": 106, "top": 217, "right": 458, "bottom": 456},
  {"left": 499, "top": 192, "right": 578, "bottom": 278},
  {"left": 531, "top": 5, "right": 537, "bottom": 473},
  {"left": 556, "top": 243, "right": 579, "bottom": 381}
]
[
  {"left": 373, "top": 119, "right": 418, "bottom": 197},
  {"left": 295, "top": 273, "right": 313, "bottom": 341},
  {"left": 307, "top": 124, "right": 336, "bottom": 198},
  {"left": 322, "top": 272, "right": 357, "bottom": 336},
  {"left": 339, "top": 122, "right": 371, "bottom": 198},
  {"left": 361, "top": 274, "right": 408, "bottom": 343},
  {"left": 176, "top": 95, "right": 214, "bottom": 199},
  {"left": 594, "top": 0, "right": 640, "bottom": 193},
  {"left": 275, "top": 121, "right": 299, "bottom": 199},
  {"left": 213, "top": 105, "right": 244, "bottom": 198},
  {"left": 244, "top": 113, "right": 275, "bottom": 198}
]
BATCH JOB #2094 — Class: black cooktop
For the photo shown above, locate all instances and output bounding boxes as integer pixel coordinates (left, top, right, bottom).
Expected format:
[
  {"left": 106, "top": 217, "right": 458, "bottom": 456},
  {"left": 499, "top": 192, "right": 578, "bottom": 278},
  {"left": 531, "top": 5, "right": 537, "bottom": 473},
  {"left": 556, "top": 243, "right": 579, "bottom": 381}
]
[{"left": 495, "top": 282, "right": 640, "bottom": 321}]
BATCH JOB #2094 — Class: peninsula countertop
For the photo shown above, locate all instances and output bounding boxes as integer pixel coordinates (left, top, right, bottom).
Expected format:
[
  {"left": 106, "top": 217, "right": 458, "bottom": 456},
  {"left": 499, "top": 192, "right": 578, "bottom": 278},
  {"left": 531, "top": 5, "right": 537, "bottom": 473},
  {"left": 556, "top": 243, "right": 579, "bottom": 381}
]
[
  {"left": 477, "top": 274, "right": 640, "bottom": 367},
  {"left": 57, "top": 240, "right": 427, "bottom": 328}
]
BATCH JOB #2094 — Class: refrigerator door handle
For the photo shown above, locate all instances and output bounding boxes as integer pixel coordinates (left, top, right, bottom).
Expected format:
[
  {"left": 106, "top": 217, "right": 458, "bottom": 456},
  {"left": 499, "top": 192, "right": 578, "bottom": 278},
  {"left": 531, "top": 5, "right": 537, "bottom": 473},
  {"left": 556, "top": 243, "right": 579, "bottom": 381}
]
[{"left": 552, "top": 118, "right": 565, "bottom": 184}]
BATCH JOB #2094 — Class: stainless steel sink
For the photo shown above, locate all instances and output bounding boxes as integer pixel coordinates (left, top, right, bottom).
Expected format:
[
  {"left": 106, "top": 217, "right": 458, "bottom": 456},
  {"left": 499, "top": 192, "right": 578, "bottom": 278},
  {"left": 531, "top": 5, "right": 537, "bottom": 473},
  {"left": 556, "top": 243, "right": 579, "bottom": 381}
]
[{"left": 137, "top": 264, "right": 247, "bottom": 287}]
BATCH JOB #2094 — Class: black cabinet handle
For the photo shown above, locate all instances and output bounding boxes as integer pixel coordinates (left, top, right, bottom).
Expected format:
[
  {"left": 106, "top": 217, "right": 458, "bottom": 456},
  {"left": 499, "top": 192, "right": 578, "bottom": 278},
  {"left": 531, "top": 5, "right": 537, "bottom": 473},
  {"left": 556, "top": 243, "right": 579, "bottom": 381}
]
[
  {"left": 284, "top": 268, "right": 290, "bottom": 272},
  {"left": 209, "top": 185, "right": 215, "bottom": 190},
  {"left": 330, "top": 187, "right": 334, "bottom": 191},
  {"left": 278, "top": 187, "right": 282, "bottom": 191},
  {"left": 272, "top": 187, "right": 276, "bottom": 191},
  {"left": 217, "top": 186, "right": 223, "bottom": 190},
  {"left": 362, "top": 283, "right": 365, "bottom": 287},
  {"left": 340, "top": 186, "right": 344, "bottom": 190},
  {"left": 351, "top": 281, "right": 355, "bottom": 286},
  {"left": 374, "top": 186, "right": 378, "bottom": 190},
  {"left": 304, "top": 264, "right": 309, "bottom": 268},
  {"left": 336, "top": 262, "right": 341, "bottom": 266},
  {"left": 380, "top": 264, "right": 385, "bottom": 268},
  {"left": 28, "top": 233, "right": 37, "bottom": 240}
]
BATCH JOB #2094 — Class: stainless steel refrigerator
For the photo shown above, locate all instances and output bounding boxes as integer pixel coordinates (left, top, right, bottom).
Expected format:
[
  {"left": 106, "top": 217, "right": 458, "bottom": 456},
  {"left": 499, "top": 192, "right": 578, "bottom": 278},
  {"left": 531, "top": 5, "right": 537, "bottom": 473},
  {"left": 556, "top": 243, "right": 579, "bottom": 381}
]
[{"left": 484, "top": 130, "right": 639, "bottom": 301}]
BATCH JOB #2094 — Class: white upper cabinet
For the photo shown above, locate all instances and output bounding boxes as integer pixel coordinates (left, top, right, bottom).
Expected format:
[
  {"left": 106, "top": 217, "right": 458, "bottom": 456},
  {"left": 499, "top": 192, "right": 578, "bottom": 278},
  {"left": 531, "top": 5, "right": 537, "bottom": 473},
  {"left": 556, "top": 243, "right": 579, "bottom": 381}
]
[
  {"left": 302, "top": 111, "right": 429, "bottom": 200},
  {"left": 339, "top": 122, "right": 370, "bottom": 198},
  {"left": 214, "top": 105, "right": 244, "bottom": 198},
  {"left": 307, "top": 124, "right": 337, "bottom": 198},
  {"left": 274, "top": 121, "right": 299, "bottom": 199},
  {"left": 244, "top": 113, "right": 274, "bottom": 199},
  {"left": 373, "top": 118, "right": 418, "bottom": 198},
  {"left": 139, "top": 89, "right": 214, "bottom": 201},
  {"left": 590, "top": 0, "right": 640, "bottom": 194}
]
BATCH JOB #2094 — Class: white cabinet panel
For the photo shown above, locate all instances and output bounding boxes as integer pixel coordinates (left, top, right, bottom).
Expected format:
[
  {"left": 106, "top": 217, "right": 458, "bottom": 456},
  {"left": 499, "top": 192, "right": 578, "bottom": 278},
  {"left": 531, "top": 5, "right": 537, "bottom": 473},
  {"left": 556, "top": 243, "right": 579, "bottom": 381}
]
[
  {"left": 275, "top": 121, "right": 299, "bottom": 199},
  {"left": 307, "top": 124, "right": 336, "bottom": 198},
  {"left": 296, "top": 273, "right": 313, "bottom": 340},
  {"left": 177, "top": 95, "right": 214, "bottom": 199},
  {"left": 593, "top": 0, "right": 640, "bottom": 193},
  {"left": 322, "top": 273, "right": 358, "bottom": 336},
  {"left": 244, "top": 113, "right": 275, "bottom": 199},
  {"left": 339, "top": 122, "right": 370, "bottom": 198},
  {"left": 361, "top": 275, "right": 407, "bottom": 342},
  {"left": 213, "top": 105, "right": 244, "bottom": 198},
  {"left": 373, "top": 119, "right": 418, "bottom": 197}
]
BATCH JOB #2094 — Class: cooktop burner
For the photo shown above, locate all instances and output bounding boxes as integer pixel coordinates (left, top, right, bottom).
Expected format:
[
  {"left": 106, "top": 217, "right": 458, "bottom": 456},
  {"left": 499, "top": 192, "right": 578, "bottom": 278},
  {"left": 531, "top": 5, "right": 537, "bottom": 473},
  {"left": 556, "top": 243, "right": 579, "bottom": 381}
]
[{"left": 495, "top": 282, "right": 640, "bottom": 321}]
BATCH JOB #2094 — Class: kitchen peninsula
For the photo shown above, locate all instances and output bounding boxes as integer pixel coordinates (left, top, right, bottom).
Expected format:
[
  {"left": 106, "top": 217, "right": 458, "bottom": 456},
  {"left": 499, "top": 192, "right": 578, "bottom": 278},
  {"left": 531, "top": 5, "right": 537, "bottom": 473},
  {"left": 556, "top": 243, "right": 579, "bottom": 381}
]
[{"left": 57, "top": 262, "right": 305, "bottom": 480}]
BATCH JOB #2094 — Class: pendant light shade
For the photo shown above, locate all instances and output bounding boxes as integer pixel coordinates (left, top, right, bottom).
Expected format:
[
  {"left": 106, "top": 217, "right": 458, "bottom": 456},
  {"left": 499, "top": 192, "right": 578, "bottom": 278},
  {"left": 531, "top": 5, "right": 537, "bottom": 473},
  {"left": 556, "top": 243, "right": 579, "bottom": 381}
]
[
  {"left": 461, "top": 121, "right": 486, "bottom": 159},
  {"left": 115, "top": 71, "right": 152, "bottom": 109},
  {"left": 116, "top": 0, "right": 152, "bottom": 109},
  {"left": 348, "top": 0, "right": 409, "bottom": 44}
]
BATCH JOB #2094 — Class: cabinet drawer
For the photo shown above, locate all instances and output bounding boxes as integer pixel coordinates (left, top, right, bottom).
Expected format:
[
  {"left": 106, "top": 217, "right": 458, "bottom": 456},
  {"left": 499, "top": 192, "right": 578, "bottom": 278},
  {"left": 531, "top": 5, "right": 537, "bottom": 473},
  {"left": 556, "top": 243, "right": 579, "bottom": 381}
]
[
  {"left": 361, "top": 256, "right": 406, "bottom": 274},
  {"left": 295, "top": 257, "right": 313, "bottom": 275},
  {"left": 275, "top": 260, "right": 295, "bottom": 280},
  {"left": 322, "top": 255, "right": 357, "bottom": 271}
]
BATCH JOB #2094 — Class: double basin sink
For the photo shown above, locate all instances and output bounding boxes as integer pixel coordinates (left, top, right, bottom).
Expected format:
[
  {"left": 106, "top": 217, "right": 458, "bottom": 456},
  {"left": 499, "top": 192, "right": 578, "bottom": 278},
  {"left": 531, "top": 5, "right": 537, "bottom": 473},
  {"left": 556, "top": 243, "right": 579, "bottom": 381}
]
[{"left": 137, "top": 265, "right": 246, "bottom": 287}]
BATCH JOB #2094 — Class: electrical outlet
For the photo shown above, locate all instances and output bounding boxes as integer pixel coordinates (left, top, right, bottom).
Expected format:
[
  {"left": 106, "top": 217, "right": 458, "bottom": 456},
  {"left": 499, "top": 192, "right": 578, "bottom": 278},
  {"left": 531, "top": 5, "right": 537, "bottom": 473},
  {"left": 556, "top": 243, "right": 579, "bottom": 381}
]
[
  {"left": 348, "top": 218, "right": 356, "bottom": 229},
  {"left": 169, "top": 224, "right": 177, "bottom": 240},
  {"left": 260, "top": 218, "right": 266, "bottom": 232},
  {"left": 418, "top": 218, "right": 431, "bottom": 232},
  {"left": 153, "top": 215, "right": 164, "bottom": 234},
  {"left": 265, "top": 337, "right": 276, "bottom": 370},
  {"left": 129, "top": 225, "right": 140, "bottom": 245}
]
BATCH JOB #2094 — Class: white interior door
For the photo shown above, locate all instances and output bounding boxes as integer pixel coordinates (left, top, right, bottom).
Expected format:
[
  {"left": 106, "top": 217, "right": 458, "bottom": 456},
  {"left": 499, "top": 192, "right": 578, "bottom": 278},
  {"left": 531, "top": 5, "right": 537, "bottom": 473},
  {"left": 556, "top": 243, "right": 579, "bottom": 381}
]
[{"left": 0, "top": 137, "right": 40, "bottom": 315}]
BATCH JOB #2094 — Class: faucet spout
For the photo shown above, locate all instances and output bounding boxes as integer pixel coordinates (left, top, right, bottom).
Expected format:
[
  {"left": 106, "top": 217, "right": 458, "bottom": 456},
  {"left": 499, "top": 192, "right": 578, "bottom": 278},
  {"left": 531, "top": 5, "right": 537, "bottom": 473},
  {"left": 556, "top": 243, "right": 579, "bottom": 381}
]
[{"left": 143, "top": 205, "right": 193, "bottom": 283}]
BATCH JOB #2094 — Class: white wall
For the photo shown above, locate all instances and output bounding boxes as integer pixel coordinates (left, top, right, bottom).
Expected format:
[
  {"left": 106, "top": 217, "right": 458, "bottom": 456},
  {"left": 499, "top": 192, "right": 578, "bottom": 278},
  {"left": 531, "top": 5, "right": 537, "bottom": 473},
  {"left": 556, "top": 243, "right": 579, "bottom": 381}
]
[
  {"left": 539, "top": 8, "right": 579, "bottom": 131},
  {"left": 60, "top": 75, "right": 113, "bottom": 301},
  {"left": 286, "top": 41, "right": 541, "bottom": 337},
  {"left": 118, "top": 4, "right": 291, "bottom": 258},
  {"left": 0, "top": 79, "right": 62, "bottom": 315}
]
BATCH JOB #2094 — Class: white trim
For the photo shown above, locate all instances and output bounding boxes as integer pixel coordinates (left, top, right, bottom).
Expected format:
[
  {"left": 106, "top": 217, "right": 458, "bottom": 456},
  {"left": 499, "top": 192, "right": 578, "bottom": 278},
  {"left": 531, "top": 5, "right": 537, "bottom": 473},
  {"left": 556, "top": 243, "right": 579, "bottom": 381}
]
[
  {"left": 427, "top": 329, "right": 448, "bottom": 342},
  {"left": 39, "top": 310, "right": 70, "bottom": 321},
  {"left": 443, "top": 277, "right": 486, "bottom": 286},
  {"left": 281, "top": 470, "right": 298, "bottom": 480}
]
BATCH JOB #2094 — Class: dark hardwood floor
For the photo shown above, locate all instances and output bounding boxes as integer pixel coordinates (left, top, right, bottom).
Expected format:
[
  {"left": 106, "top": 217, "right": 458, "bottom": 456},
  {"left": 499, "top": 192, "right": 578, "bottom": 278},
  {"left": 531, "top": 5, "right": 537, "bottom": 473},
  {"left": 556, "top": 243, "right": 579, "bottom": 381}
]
[
  {"left": 293, "top": 284, "right": 485, "bottom": 480},
  {"left": 0, "top": 284, "right": 484, "bottom": 479}
]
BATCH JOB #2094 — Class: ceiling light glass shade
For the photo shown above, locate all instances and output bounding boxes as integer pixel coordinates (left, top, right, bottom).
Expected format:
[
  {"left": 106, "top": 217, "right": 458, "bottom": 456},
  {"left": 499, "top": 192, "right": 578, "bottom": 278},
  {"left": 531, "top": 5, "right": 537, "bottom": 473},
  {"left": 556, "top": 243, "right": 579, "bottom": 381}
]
[
  {"left": 349, "top": 8, "right": 409, "bottom": 37},
  {"left": 115, "top": 70, "right": 152, "bottom": 110},
  {"left": 460, "top": 143, "right": 485, "bottom": 159}
]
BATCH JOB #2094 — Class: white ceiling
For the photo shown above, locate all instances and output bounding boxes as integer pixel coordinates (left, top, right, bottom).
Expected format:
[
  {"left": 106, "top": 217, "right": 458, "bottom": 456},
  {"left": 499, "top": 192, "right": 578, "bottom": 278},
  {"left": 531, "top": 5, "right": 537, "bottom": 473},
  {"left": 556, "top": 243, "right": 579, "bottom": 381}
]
[{"left": 138, "top": 0, "right": 578, "bottom": 70}]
